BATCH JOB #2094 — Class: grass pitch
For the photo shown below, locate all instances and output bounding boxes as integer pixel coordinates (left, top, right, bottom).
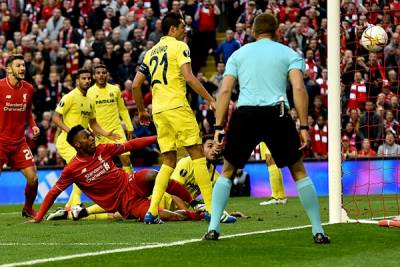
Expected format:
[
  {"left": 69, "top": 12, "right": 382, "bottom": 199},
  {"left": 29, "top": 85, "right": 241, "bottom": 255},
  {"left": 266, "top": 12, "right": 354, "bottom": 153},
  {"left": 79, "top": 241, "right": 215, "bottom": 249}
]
[{"left": 0, "top": 197, "right": 400, "bottom": 267}]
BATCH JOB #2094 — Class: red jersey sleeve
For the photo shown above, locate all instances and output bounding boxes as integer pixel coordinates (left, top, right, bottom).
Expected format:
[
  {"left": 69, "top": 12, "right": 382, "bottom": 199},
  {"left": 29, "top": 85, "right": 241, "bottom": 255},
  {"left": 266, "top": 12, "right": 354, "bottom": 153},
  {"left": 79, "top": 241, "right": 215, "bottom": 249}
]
[
  {"left": 35, "top": 168, "right": 74, "bottom": 221},
  {"left": 100, "top": 136, "right": 157, "bottom": 158},
  {"left": 121, "top": 136, "right": 157, "bottom": 152}
]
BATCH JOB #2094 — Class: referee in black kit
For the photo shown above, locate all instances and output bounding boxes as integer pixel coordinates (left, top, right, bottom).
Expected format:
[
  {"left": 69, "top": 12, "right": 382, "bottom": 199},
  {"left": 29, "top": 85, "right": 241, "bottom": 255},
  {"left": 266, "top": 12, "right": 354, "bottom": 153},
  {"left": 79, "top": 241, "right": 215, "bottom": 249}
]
[{"left": 203, "top": 13, "right": 330, "bottom": 244}]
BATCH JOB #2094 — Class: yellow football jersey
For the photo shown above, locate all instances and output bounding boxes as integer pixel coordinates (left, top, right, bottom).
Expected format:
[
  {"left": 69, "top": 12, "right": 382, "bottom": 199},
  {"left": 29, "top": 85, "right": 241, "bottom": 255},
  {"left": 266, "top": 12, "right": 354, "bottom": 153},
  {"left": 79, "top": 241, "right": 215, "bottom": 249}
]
[
  {"left": 87, "top": 83, "right": 133, "bottom": 132},
  {"left": 55, "top": 88, "right": 95, "bottom": 142},
  {"left": 171, "top": 157, "right": 219, "bottom": 199},
  {"left": 140, "top": 36, "right": 191, "bottom": 114}
]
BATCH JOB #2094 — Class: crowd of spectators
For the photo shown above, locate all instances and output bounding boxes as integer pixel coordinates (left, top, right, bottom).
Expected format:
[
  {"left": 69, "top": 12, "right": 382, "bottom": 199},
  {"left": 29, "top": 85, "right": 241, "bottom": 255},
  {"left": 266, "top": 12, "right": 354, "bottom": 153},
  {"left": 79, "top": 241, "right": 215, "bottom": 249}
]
[{"left": 1, "top": 0, "right": 399, "bottom": 168}]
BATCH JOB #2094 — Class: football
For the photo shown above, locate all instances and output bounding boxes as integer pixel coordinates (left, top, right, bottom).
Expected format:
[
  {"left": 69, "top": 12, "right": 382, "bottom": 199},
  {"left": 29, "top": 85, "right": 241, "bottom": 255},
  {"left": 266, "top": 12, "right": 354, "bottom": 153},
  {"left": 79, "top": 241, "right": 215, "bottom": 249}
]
[{"left": 360, "top": 25, "right": 388, "bottom": 52}]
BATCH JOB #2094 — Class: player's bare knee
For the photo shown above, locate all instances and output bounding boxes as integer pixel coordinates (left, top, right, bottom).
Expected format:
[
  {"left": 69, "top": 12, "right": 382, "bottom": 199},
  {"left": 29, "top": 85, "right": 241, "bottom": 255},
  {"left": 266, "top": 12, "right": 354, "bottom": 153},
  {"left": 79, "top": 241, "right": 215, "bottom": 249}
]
[
  {"left": 21, "top": 167, "right": 38, "bottom": 184},
  {"left": 119, "top": 155, "right": 131, "bottom": 166},
  {"left": 288, "top": 160, "right": 308, "bottom": 181},
  {"left": 144, "top": 170, "right": 158, "bottom": 182},
  {"left": 162, "top": 151, "right": 177, "bottom": 168},
  {"left": 185, "top": 144, "right": 204, "bottom": 160}
]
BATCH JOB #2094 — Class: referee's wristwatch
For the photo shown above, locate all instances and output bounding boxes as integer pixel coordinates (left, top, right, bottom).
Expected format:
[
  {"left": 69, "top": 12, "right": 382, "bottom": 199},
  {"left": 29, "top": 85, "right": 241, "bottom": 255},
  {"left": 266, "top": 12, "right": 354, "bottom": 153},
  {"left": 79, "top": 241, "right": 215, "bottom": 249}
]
[
  {"left": 299, "top": 125, "right": 309, "bottom": 130},
  {"left": 214, "top": 125, "right": 224, "bottom": 130}
]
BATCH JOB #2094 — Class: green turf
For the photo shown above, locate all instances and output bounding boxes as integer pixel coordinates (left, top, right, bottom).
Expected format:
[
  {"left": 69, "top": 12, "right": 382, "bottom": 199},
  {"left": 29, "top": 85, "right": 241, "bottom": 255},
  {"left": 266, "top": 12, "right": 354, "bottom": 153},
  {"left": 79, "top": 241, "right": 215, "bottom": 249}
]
[{"left": 0, "top": 197, "right": 399, "bottom": 266}]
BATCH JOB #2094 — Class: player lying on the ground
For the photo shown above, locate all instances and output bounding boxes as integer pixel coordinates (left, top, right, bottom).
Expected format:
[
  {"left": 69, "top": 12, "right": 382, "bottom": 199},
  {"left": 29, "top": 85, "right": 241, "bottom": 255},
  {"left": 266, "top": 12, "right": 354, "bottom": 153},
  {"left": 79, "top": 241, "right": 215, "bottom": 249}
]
[
  {"left": 47, "top": 135, "right": 239, "bottom": 223},
  {"left": 29, "top": 125, "right": 204, "bottom": 223}
]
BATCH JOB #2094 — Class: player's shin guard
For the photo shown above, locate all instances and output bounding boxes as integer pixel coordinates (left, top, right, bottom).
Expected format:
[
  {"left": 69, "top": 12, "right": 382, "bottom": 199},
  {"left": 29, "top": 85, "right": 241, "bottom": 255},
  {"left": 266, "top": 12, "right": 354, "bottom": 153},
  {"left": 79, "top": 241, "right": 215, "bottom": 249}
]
[
  {"left": 192, "top": 157, "right": 213, "bottom": 212},
  {"left": 66, "top": 184, "right": 82, "bottom": 208},
  {"left": 296, "top": 177, "right": 324, "bottom": 235},
  {"left": 166, "top": 180, "right": 193, "bottom": 203},
  {"left": 87, "top": 204, "right": 106, "bottom": 215},
  {"left": 148, "top": 164, "right": 174, "bottom": 215},
  {"left": 24, "top": 179, "right": 38, "bottom": 211},
  {"left": 269, "top": 164, "right": 286, "bottom": 199},
  {"left": 208, "top": 176, "right": 232, "bottom": 233}
]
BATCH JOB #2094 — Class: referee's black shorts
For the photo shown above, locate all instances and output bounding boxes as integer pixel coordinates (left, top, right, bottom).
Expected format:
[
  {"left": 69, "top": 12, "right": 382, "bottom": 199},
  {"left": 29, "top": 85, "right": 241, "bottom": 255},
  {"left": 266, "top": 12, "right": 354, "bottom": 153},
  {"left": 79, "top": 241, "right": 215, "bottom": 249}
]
[{"left": 223, "top": 106, "right": 302, "bottom": 169}]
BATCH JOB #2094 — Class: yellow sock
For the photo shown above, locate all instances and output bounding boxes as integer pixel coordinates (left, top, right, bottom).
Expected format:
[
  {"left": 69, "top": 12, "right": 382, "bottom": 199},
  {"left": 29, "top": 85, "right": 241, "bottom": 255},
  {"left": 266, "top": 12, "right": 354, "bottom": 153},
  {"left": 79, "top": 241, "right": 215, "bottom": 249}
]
[
  {"left": 148, "top": 164, "right": 174, "bottom": 215},
  {"left": 122, "top": 165, "right": 133, "bottom": 174},
  {"left": 268, "top": 164, "right": 286, "bottom": 199},
  {"left": 192, "top": 157, "right": 213, "bottom": 212},
  {"left": 66, "top": 184, "right": 82, "bottom": 207},
  {"left": 87, "top": 204, "right": 106, "bottom": 215},
  {"left": 82, "top": 213, "right": 110, "bottom": 220}
]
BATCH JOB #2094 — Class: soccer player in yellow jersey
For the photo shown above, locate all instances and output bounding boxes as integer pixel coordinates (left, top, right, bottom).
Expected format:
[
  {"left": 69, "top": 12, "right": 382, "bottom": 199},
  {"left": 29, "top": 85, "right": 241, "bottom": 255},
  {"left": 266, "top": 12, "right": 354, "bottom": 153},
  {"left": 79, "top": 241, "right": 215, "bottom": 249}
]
[
  {"left": 87, "top": 64, "right": 134, "bottom": 175},
  {"left": 52, "top": 69, "right": 119, "bottom": 208},
  {"left": 162, "top": 135, "right": 237, "bottom": 223},
  {"left": 259, "top": 142, "right": 287, "bottom": 205},
  {"left": 132, "top": 12, "right": 216, "bottom": 224}
]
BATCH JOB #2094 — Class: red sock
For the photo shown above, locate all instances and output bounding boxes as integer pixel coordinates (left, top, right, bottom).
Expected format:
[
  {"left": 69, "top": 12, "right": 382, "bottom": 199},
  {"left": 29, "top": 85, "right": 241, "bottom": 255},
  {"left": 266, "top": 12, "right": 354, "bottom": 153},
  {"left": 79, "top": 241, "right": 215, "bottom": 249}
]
[
  {"left": 183, "top": 210, "right": 204, "bottom": 221},
  {"left": 24, "top": 179, "right": 38, "bottom": 211},
  {"left": 166, "top": 180, "right": 193, "bottom": 203}
]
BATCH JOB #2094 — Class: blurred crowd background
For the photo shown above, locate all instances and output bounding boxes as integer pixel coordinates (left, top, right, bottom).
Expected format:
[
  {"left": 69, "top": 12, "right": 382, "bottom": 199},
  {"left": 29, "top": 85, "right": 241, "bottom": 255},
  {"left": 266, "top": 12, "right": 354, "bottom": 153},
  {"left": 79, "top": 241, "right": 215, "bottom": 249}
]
[{"left": 1, "top": 0, "right": 399, "bottom": 167}]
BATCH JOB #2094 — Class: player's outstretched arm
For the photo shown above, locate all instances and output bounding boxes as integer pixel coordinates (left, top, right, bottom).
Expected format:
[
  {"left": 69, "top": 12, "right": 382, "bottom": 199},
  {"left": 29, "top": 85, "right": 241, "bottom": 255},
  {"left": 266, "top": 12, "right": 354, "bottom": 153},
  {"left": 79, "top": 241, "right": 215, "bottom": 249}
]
[
  {"left": 121, "top": 136, "right": 157, "bottom": 153},
  {"left": 132, "top": 71, "right": 151, "bottom": 126},
  {"left": 181, "top": 63, "right": 215, "bottom": 106},
  {"left": 33, "top": 171, "right": 74, "bottom": 223},
  {"left": 52, "top": 112, "right": 71, "bottom": 133},
  {"left": 89, "top": 119, "right": 120, "bottom": 140}
]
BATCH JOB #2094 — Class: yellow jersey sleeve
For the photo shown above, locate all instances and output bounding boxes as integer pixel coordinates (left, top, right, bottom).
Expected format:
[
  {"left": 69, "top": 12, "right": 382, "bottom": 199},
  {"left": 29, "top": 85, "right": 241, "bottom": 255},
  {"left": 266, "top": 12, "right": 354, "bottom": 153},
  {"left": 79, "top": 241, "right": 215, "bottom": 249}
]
[
  {"left": 116, "top": 88, "right": 133, "bottom": 131},
  {"left": 176, "top": 41, "right": 191, "bottom": 67},
  {"left": 55, "top": 93, "right": 71, "bottom": 116}
]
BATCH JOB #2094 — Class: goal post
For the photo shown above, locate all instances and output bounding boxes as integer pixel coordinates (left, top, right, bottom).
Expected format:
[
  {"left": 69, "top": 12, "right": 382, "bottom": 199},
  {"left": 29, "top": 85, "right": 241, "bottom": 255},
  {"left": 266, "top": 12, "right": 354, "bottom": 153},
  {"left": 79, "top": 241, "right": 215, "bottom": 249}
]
[{"left": 327, "top": 0, "right": 344, "bottom": 224}]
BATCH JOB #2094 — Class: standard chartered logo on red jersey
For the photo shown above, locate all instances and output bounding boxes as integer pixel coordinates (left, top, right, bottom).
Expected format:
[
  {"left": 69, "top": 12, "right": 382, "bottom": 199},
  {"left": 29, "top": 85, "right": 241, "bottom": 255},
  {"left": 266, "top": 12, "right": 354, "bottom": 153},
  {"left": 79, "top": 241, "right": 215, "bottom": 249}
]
[
  {"left": 85, "top": 155, "right": 111, "bottom": 183},
  {"left": 3, "top": 93, "right": 28, "bottom": 112},
  {"left": 3, "top": 102, "right": 27, "bottom": 111}
]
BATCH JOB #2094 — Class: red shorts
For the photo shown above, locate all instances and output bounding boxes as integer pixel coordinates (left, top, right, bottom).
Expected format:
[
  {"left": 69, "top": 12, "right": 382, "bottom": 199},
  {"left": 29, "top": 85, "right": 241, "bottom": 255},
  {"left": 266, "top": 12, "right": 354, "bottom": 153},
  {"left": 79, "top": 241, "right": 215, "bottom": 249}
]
[
  {"left": 0, "top": 141, "right": 35, "bottom": 171},
  {"left": 120, "top": 169, "right": 156, "bottom": 221}
]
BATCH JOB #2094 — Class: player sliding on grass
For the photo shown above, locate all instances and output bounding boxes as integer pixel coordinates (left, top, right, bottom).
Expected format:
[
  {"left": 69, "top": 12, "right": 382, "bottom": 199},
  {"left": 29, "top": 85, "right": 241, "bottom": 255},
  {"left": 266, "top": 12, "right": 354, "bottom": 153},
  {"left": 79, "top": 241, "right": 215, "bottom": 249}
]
[
  {"left": 47, "top": 135, "right": 238, "bottom": 223},
  {"left": 30, "top": 125, "right": 204, "bottom": 223}
]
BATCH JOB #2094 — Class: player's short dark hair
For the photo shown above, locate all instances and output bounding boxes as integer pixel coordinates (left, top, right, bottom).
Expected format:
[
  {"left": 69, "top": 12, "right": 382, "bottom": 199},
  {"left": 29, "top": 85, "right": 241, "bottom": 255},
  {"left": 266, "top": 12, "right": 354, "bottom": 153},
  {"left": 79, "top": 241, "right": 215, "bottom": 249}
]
[
  {"left": 253, "top": 13, "right": 278, "bottom": 38},
  {"left": 6, "top": 54, "right": 24, "bottom": 67},
  {"left": 161, "top": 12, "right": 184, "bottom": 35},
  {"left": 202, "top": 134, "right": 214, "bottom": 144},
  {"left": 76, "top": 68, "right": 92, "bottom": 78},
  {"left": 67, "top": 125, "right": 85, "bottom": 147},
  {"left": 94, "top": 64, "right": 107, "bottom": 71}
]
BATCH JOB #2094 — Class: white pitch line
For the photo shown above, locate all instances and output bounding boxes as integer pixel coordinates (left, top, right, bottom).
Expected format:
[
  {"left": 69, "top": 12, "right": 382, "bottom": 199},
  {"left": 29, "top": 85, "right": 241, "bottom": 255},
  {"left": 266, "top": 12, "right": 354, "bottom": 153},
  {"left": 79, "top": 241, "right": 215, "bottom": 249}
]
[
  {"left": 0, "top": 212, "right": 20, "bottom": 216},
  {"left": 0, "top": 223, "right": 328, "bottom": 267},
  {"left": 0, "top": 242, "right": 137, "bottom": 246}
]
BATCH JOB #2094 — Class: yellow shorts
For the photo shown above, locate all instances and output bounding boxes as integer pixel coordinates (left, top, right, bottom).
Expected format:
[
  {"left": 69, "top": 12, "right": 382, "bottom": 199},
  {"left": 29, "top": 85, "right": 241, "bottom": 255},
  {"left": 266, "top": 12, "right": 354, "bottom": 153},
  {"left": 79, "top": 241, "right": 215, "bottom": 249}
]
[
  {"left": 95, "top": 126, "right": 129, "bottom": 156},
  {"left": 153, "top": 106, "right": 201, "bottom": 153},
  {"left": 56, "top": 137, "right": 76, "bottom": 163},
  {"left": 158, "top": 193, "right": 175, "bottom": 211}
]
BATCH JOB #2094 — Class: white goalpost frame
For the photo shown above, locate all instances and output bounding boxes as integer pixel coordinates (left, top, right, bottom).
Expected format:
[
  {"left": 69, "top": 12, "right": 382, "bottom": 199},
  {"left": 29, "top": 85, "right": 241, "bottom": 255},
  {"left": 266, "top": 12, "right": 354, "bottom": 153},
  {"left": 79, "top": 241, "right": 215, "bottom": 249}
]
[{"left": 327, "top": 0, "right": 345, "bottom": 223}]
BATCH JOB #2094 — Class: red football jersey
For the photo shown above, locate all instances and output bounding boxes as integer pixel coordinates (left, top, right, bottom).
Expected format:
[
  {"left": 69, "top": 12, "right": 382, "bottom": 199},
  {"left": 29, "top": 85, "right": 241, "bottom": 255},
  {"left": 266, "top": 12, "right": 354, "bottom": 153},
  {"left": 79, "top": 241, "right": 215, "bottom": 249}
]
[
  {"left": 35, "top": 136, "right": 157, "bottom": 221},
  {"left": 0, "top": 78, "right": 36, "bottom": 144}
]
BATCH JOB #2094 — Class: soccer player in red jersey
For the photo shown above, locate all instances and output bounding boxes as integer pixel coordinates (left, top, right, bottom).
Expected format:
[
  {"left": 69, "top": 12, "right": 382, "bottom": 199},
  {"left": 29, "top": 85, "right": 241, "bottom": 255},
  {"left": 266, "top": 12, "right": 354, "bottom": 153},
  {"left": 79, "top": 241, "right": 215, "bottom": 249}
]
[
  {"left": 0, "top": 54, "right": 40, "bottom": 218},
  {"left": 31, "top": 125, "right": 201, "bottom": 223}
]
